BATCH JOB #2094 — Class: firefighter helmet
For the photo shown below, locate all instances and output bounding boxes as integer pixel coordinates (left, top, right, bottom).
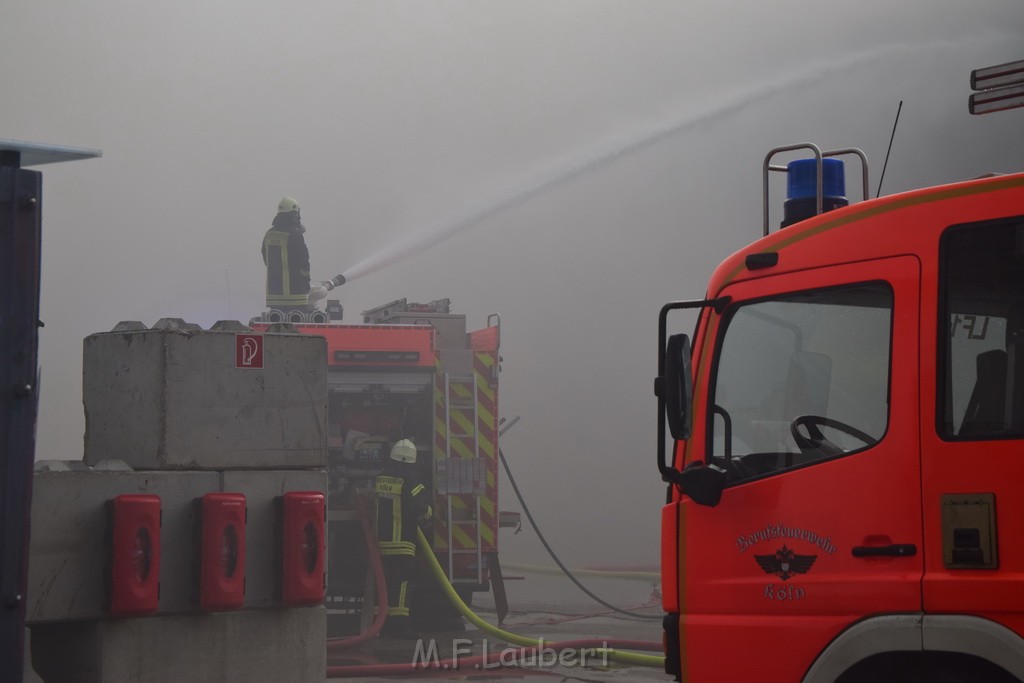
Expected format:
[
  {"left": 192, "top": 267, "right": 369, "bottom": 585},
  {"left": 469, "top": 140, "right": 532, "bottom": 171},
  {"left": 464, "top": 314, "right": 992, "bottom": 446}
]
[
  {"left": 390, "top": 439, "right": 417, "bottom": 464},
  {"left": 277, "top": 196, "right": 300, "bottom": 214}
]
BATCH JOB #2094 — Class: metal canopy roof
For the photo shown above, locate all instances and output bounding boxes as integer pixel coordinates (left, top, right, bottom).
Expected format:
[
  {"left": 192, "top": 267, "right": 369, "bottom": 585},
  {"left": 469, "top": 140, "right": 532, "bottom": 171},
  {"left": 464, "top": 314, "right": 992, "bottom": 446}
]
[{"left": 0, "top": 138, "right": 102, "bottom": 167}]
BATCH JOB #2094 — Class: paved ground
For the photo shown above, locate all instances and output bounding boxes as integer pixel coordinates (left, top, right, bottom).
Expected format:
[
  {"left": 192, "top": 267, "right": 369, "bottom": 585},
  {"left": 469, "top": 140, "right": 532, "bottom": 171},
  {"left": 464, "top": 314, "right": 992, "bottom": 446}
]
[{"left": 327, "top": 567, "right": 671, "bottom": 681}]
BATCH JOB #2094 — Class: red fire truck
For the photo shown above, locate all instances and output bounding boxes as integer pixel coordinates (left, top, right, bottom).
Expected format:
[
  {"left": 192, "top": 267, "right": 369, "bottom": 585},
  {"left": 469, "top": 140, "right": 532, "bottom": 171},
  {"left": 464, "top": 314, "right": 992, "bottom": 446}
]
[
  {"left": 656, "top": 143, "right": 1024, "bottom": 682},
  {"left": 256, "top": 298, "right": 513, "bottom": 632}
]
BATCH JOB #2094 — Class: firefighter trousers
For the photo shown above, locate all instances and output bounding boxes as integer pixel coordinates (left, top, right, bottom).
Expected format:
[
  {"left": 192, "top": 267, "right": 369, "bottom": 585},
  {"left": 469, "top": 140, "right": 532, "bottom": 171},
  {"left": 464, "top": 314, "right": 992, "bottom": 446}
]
[{"left": 381, "top": 554, "right": 416, "bottom": 635}]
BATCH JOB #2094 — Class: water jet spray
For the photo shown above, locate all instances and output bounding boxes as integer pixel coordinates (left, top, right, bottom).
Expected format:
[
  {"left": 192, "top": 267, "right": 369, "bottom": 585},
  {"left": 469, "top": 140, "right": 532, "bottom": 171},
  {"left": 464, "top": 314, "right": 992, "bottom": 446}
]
[{"left": 335, "top": 39, "right": 960, "bottom": 285}]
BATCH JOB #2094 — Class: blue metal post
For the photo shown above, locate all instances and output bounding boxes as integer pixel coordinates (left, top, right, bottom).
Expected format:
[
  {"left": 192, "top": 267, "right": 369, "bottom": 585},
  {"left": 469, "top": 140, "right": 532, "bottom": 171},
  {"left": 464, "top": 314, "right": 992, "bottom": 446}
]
[{"left": 0, "top": 149, "right": 42, "bottom": 680}]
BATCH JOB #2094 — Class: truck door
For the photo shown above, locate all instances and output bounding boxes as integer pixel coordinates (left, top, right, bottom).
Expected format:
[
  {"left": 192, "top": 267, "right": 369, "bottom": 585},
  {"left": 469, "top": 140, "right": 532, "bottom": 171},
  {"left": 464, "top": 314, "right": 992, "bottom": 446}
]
[
  {"left": 678, "top": 256, "right": 922, "bottom": 683},
  {"left": 926, "top": 217, "right": 1024, "bottom": 627}
]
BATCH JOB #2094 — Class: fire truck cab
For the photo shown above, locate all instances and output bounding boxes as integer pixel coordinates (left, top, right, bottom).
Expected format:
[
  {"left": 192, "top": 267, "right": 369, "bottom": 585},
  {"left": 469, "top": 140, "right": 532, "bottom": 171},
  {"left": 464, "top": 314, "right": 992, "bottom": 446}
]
[{"left": 657, "top": 144, "right": 1024, "bottom": 682}]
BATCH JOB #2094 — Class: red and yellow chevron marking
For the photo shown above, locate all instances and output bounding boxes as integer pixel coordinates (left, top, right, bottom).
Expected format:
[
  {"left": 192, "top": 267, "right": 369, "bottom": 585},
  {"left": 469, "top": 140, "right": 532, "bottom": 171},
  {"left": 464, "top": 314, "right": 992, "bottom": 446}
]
[
  {"left": 431, "top": 353, "right": 500, "bottom": 554},
  {"left": 474, "top": 352, "right": 498, "bottom": 548}
]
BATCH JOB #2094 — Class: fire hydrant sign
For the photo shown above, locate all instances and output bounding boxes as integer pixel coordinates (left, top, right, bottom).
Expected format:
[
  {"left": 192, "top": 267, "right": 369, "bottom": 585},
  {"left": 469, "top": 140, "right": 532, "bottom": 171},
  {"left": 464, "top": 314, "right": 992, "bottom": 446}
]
[{"left": 235, "top": 334, "right": 263, "bottom": 369}]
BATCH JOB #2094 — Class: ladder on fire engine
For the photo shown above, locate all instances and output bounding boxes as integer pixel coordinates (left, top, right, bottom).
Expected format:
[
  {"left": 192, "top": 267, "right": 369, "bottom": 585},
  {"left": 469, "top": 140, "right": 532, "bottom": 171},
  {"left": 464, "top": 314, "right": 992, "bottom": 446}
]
[{"left": 440, "top": 372, "right": 485, "bottom": 586}]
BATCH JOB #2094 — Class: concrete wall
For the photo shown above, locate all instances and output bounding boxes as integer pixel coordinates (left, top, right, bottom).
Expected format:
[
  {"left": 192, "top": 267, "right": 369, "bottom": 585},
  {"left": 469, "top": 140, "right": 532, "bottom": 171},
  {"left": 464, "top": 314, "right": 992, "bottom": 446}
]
[
  {"left": 30, "top": 607, "right": 326, "bottom": 683},
  {"left": 27, "top": 466, "right": 328, "bottom": 622},
  {"left": 83, "top": 325, "right": 327, "bottom": 470},
  {"left": 27, "top": 464, "right": 329, "bottom": 682},
  {"left": 26, "top": 322, "right": 331, "bottom": 682},
  {"left": 27, "top": 467, "right": 220, "bottom": 622}
]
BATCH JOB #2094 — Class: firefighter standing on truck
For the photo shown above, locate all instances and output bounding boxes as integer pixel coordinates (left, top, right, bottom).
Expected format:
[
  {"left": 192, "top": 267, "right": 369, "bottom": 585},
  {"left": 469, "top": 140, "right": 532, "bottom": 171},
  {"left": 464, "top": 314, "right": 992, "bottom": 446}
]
[
  {"left": 374, "top": 439, "right": 432, "bottom": 637},
  {"left": 261, "top": 196, "right": 311, "bottom": 315}
]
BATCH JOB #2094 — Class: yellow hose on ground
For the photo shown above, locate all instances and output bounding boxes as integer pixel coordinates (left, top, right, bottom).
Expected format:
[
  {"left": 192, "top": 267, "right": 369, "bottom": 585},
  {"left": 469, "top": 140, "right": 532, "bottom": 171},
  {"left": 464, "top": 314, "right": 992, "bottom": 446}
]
[{"left": 416, "top": 529, "right": 665, "bottom": 669}]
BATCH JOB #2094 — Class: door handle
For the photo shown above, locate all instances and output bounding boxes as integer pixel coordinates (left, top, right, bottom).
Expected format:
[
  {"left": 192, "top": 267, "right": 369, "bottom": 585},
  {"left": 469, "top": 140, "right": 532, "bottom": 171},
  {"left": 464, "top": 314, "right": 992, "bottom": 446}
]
[{"left": 851, "top": 543, "right": 917, "bottom": 558}]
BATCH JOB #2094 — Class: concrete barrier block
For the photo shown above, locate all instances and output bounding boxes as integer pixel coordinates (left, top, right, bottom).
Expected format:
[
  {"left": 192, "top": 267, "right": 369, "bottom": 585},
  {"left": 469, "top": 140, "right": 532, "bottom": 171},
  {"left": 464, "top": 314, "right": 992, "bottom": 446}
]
[
  {"left": 83, "top": 327, "right": 327, "bottom": 470},
  {"left": 27, "top": 468, "right": 220, "bottom": 622},
  {"left": 220, "top": 469, "right": 328, "bottom": 609},
  {"left": 28, "top": 467, "right": 331, "bottom": 622},
  {"left": 30, "top": 607, "right": 326, "bottom": 683}
]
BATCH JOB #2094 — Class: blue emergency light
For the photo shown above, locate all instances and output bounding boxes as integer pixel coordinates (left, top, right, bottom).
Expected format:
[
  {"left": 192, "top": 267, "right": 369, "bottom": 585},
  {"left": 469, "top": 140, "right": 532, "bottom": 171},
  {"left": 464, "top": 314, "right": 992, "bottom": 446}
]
[
  {"left": 781, "top": 157, "right": 848, "bottom": 228},
  {"left": 787, "top": 158, "right": 846, "bottom": 200}
]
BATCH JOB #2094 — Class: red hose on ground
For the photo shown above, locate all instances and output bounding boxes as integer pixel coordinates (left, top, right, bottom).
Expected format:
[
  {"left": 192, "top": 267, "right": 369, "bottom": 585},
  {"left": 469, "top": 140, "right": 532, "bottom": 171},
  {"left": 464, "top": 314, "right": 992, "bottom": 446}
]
[
  {"left": 325, "top": 492, "right": 389, "bottom": 649},
  {"left": 326, "top": 638, "right": 662, "bottom": 678}
]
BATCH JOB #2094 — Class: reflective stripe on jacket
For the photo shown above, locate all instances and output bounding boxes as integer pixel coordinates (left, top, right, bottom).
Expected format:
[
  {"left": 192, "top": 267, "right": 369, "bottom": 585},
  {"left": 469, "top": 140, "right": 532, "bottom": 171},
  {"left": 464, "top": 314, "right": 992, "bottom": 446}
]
[{"left": 375, "top": 472, "right": 432, "bottom": 557}]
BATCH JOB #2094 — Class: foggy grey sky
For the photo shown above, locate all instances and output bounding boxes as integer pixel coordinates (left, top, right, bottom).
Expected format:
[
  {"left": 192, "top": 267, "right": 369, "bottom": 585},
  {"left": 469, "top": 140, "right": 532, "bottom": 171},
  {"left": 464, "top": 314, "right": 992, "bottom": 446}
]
[{"left": 3, "top": 1, "right": 1022, "bottom": 566}]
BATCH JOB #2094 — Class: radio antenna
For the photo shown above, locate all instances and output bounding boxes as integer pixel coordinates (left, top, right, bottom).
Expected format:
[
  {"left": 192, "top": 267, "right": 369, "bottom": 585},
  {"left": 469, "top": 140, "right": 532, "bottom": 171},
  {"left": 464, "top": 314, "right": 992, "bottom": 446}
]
[
  {"left": 225, "top": 268, "right": 232, "bottom": 318},
  {"left": 876, "top": 100, "right": 903, "bottom": 198}
]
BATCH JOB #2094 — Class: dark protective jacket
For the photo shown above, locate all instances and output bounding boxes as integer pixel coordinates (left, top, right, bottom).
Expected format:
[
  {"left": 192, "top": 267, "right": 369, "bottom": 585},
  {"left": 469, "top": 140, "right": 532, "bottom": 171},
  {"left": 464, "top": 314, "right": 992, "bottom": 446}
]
[
  {"left": 374, "top": 459, "right": 432, "bottom": 557},
  {"left": 261, "top": 215, "right": 310, "bottom": 309}
]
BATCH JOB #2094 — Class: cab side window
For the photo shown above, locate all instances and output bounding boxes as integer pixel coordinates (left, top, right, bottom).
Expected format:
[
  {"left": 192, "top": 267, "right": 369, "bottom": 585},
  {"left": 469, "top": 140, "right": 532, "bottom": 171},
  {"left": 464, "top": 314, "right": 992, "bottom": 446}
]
[
  {"left": 709, "top": 284, "right": 892, "bottom": 483},
  {"left": 941, "top": 218, "right": 1024, "bottom": 439}
]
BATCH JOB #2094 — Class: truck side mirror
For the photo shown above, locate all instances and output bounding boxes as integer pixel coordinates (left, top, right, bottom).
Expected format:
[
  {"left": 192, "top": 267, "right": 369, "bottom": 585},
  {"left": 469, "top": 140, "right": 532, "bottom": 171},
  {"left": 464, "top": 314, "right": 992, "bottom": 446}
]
[
  {"left": 657, "top": 298, "right": 728, "bottom": 491},
  {"left": 660, "top": 332, "right": 726, "bottom": 506},
  {"left": 663, "top": 334, "right": 693, "bottom": 440}
]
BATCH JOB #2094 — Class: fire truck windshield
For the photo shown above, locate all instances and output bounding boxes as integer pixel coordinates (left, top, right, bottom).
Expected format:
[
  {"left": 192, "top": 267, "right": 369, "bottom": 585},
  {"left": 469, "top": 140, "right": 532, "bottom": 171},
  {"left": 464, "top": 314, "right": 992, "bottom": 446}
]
[{"left": 708, "top": 283, "right": 892, "bottom": 483}]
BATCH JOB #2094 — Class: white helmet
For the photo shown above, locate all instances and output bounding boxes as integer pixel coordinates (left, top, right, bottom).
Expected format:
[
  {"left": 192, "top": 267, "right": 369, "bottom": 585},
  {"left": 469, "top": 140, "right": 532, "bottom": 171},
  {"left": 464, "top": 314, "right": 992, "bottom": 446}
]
[
  {"left": 277, "top": 196, "right": 300, "bottom": 214},
  {"left": 390, "top": 439, "right": 417, "bottom": 464}
]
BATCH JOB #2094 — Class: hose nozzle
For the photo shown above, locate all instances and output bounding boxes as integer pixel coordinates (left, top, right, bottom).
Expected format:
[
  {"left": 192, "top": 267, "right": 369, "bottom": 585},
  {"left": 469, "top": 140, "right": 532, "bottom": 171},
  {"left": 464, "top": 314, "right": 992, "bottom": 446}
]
[{"left": 308, "top": 274, "right": 346, "bottom": 305}]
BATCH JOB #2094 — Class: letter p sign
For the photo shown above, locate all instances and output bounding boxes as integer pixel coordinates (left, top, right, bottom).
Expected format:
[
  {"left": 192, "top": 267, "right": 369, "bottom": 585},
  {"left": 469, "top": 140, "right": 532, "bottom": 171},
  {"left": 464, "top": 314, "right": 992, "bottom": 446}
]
[{"left": 236, "top": 334, "right": 263, "bottom": 369}]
